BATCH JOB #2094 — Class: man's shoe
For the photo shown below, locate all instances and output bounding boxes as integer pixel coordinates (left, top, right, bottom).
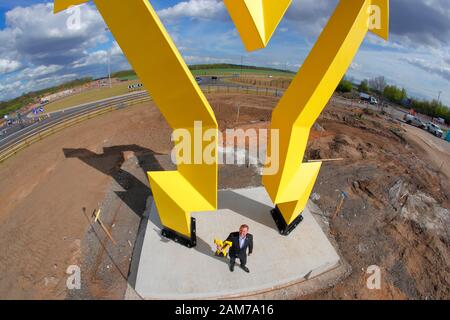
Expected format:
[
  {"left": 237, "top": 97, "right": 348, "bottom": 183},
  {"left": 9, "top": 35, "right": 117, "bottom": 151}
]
[
  {"left": 229, "top": 264, "right": 234, "bottom": 272},
  {"left": 241, "top": 266, "right": 250, "bottom": 273}
]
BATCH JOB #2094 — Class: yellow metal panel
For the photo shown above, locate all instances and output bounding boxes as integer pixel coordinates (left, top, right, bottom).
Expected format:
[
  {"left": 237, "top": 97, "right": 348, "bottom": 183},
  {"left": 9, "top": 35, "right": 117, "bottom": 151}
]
[
  {"left": 224, "top": 0, "right": 264, "bottom": 51},
  {"left": 55, "top": 0, "right": 218, "bottom": 238},
  {"left": 54, "top": 0, "right": 89, "bottom": 13},
  {"left": 260, "top": 0, "right": 389, "bottom": 225},
  {"left": 369, "top": 0, "right": 389, "bottom": 40},
  {"left": 262, "top": 0, "right": 292, "bottom": 44},
  {"left": 224, "top": 0, "right": 292, "bottom": 51},
  {"left": 148, "top": 171, "right": 215, "bottom": 237}
]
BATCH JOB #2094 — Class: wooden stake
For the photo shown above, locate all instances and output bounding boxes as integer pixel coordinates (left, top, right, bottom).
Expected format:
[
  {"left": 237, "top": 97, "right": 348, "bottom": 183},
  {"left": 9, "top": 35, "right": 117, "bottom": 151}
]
[
  {"left": 331, "top": 192, "right": 348, "bottom": 220},
  {"left": 308, "top": 158, "right": 344, "bottom": 163},
  {"left": 92, "top": 209, "right": 117, "bottom": 245}
]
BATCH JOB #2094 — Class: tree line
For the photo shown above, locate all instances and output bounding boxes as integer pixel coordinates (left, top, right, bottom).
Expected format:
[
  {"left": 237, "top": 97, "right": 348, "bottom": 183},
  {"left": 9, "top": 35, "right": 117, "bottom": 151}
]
[{"left": 337, "top": 76, "right": 449, "bottom": 124}]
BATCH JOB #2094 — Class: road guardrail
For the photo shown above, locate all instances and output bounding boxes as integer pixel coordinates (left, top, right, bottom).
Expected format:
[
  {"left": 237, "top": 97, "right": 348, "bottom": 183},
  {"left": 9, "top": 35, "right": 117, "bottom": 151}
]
[{"left": 0, "top": 95, "right": 151, "bottom": 163}]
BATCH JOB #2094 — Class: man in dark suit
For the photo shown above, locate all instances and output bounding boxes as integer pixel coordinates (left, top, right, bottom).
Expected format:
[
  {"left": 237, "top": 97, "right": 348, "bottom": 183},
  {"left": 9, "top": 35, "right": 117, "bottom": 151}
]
[{"left": 225, "top": 224, "right": 253, "bottom": 273}]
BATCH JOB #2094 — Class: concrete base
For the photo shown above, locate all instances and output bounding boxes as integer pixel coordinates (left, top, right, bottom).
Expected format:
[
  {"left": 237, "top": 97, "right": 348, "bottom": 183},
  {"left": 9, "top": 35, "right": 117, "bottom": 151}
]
[{"left": 134, "top": 187, "right": 341, "bottom": 299}]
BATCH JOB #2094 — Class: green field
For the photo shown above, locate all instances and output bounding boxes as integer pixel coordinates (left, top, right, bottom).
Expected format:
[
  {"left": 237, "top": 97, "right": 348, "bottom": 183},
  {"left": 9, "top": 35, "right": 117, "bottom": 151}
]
[
  {"left": 117, "top": 75, "right": 138, "bottom": 81},
  {"left": 37, "top": 64, "right": 295, "bottom": 113},
  {"left": 191, "top": 68, "right": 293, "bottom": 77},
  {"left": 44, "top": 80, "right": 141, "bottom": 113}
]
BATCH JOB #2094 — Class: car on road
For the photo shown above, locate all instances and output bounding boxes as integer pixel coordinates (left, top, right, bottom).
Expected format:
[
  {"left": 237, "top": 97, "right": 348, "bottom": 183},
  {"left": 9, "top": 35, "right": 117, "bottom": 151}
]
[
  {"left": 195, "top": 77, "right": 202, "bottom": 84},
  {"left": 426, "top": 122, "right": 444, "bottom": 138},
  {"left": 405, "top": 114, "right": 426, "bottom": 129}
]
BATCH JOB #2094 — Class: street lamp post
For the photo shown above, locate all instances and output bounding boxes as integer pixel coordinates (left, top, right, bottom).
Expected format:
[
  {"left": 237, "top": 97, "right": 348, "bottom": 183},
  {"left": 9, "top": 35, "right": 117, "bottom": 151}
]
[{"left": 108, "top": 48, "right": 112, "bottom": 89}]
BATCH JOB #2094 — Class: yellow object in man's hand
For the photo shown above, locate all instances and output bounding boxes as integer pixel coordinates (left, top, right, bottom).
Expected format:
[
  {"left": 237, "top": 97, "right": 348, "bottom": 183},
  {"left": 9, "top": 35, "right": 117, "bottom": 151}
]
[{"left": 214, "top": 239, "right": 232, "bottom": 257}]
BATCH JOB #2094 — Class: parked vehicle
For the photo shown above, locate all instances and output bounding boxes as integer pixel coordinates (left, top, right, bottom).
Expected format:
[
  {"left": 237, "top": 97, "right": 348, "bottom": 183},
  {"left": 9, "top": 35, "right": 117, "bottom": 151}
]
[
  {"left": 433, "top": 117, "right": 445, "bottom": 125},
  {"left": 405, "top": 114, "right": 426, "bottom": 129},
  {"left": 359, "top": 92, "right": 378, "bottom": 105},
  {"left": 195, "top": 77, "right": 202, "bottom": 84},
  {"left": 426, "top": 122, "right": 443, "bottom": 137}
]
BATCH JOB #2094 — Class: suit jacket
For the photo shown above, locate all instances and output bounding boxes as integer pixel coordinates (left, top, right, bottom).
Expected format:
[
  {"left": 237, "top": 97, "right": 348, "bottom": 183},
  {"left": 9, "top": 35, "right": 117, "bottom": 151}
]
[{"left": 226, "top": 232, "right": 253, "bottom": 257}]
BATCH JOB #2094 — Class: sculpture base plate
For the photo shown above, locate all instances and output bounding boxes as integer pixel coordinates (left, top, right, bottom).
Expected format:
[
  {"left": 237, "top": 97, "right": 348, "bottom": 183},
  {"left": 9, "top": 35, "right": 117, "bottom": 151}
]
[
  {"left": 271, "top": 206, "right": 304, "bottom": 236},
  {"left": 161, "top": 218, "right": 197, "bottom": 248},
  {"left": 131, "top": 187, "right": 342, "bottom": 299}
]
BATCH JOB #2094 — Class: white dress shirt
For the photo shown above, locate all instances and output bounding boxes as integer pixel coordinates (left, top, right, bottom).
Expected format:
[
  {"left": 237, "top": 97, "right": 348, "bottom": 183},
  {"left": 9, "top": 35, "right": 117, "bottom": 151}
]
[{"left": 239, "top": 236, "right": 246, "bottom": 249}]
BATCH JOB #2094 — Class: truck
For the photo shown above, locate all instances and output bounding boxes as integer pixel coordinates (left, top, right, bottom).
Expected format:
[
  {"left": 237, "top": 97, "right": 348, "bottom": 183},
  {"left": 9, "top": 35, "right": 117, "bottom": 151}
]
[
  {"left": 405, "top": 114, "right": 426, "bottom": 129},
  {"left": 426, "top": 122, "right": 444, "bottom": 138},
  {"left": 359, "top": 92, "right": 378, "bottom": 105}
]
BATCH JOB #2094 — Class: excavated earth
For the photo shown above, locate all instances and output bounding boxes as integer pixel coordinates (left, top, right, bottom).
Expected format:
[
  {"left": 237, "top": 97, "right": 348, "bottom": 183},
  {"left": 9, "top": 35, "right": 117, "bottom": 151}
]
[{"left": 0, "top": 93, "right": 448, "bottom": 299}]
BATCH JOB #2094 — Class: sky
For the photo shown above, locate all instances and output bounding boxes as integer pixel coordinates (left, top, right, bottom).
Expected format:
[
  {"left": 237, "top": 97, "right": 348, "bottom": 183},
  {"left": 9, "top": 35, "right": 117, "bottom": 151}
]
[{"left": 0, "top": 0, "right": 449, "bottom": 106}]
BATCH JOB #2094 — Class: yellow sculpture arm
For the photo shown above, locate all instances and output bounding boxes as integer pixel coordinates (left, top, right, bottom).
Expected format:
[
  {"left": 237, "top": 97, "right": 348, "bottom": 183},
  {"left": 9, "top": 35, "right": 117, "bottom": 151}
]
[
  {"left": 224, "top": 0, "right": 292, "bottom": 51},
  {"left": 54, "top": 0, "right": 89, "bottom": 12},
  {"left": 226, "top": 0, "right": 389, "bottom": 227},
  {"left": 55, "top": 0, "right": 218, "bottom": 238}
]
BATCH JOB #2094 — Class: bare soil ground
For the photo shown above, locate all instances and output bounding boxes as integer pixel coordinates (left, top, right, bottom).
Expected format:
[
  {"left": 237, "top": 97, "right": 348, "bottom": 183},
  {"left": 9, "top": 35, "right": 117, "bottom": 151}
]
[
  {"left": 0, "top": 93, "right": 448, "bottom": 299},
  {"left": 304, "top": 106, "right": 450, "bottom": 299}
]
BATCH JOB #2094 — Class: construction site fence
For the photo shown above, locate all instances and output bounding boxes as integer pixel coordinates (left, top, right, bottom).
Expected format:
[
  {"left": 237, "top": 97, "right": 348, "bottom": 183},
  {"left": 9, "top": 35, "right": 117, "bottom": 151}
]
[{"left": 202, "top": 85, "right": 284, "bottom": 97}]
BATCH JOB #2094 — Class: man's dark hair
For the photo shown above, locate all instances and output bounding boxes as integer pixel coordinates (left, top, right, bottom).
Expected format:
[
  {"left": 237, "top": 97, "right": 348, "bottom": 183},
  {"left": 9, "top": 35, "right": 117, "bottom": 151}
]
[{"left": 240, "top": 224, "right": 249, "bottom": 230}]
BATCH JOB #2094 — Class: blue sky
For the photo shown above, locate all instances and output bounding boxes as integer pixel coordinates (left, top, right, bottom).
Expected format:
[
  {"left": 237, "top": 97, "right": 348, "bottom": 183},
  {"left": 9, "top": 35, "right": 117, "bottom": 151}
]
[{"left": 0, "top": 0, "right": 449, "bottom": 106}]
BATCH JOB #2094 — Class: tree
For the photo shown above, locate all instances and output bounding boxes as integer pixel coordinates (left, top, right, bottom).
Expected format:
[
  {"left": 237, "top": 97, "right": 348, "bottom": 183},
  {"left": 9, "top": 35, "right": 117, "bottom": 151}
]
[
  {"left": 383, "top": 85, "right": 407, "bottom": 104},
  {"left": 369, "top": 76, "right": 387, "bottom": 93},
  {"left": 358, "top": 79, "right": 369, "bottom": 93},
  {"left": 337, "top": 78, "right": 353, "bottom": 93}
]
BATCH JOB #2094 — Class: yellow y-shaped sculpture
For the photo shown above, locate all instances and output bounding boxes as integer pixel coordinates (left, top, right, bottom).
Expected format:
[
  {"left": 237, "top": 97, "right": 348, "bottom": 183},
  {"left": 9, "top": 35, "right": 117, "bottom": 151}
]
[
  {"left": 55, "top": 0, "right": 218, "bottom": 246},
  {"left": 226, "top": 0, "right": 389, "bottom": 234}
]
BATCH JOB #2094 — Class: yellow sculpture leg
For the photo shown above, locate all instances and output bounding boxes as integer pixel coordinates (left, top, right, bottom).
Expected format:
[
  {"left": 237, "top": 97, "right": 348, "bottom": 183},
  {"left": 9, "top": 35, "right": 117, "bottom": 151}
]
[
  {"left": 55, "top": 0, "right": 218, "bottom": 238},
  {"left": 54, "top": 0, "right": 89, "bottom": 12},
  {"left": 225, "top": 0, "right": 389, "bottom": 226},
  {"left": 224, "top": 0, "right": 292, "bottom": 51}
]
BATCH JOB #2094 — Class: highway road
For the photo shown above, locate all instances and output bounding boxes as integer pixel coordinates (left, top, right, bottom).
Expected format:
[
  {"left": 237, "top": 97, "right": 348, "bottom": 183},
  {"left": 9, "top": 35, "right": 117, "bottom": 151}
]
[
  {"left": 0, "top": 90, "right": 148, "bottom": 153},
  {"left": 0, "top": 76, "right": 246, "bottom": 153}
]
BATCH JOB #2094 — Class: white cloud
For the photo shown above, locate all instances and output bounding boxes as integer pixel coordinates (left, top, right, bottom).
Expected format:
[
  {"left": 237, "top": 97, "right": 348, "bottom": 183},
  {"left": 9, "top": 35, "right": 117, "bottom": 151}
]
[
  {"left": 158, "top": 0, "right": 226, "bottom": 20},
  {"left": 72, "top": 42, "right": 126, "bottom": 68},
  {"left": 0, "top": 2, "right": 117, "bottom": 100},
  {"left": 0, "top": 59, "right": 21, "bottom": 74},
  {"left": 21, "top": 65, "right": 63, "bottom": 79},
  {"left": 73, "top": 50, "right": 108, "bottom": 68},
  {"left": 0, "top": 3, "right": 108, "bottom": 65},
  {"left": 406, "top": 57, "right": 450, "bottom": 82}
]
